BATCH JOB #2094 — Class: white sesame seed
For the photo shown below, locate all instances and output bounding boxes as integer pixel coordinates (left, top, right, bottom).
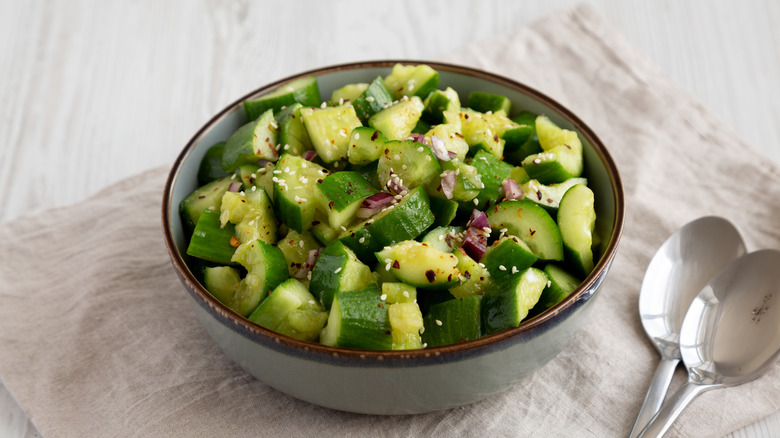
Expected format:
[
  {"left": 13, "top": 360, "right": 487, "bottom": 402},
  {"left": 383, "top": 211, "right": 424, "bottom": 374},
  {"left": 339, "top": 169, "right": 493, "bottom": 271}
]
[
  {"left": 498, "top": 265, "right": 507, "bottom": 271},
  {"left": 380, "top": 294, "right": 387, "bottom": 301},
  {"left": 301, "top": 163, "right": 308, "bottom": 168},
  {"left": 512, "top": 266, "right": 519, "bottom": 274},
  {"left": 239, "top": 191, "right": 246, "bottom": 196},
  {"left": 385, "top": 262, "right": 392, "bottom": 271},
  {"left": 340, "top": 226, "right": 347, "bottom": 231},
  {"left": 401, "top": 164, "right": 407, "bottom": 170},
  {"left": 359, "top": 237, "right": 365, "bottom": 243},
  {"left": 273, "top": 170, "right": 282, "bottom": 174},
  {"left": 435, "top": 319, "right": 442, "bottom": 326},
  {"left": 394, "top": 154, "right": 401, "bottom": 160},
  {"left": 425, "top": 155, "right": 432, "bottom": 161},
  {"left": 479, "top": 156, "right": 488, "bottom": 161},
  {"left": 294, "top": 195, "right": 301, "bottom": 202},
  {"left": 284, "top": 144, "right": 290, "bottom": 150},
  {"left": 473, "top": 198, "right": 479, "bottom": 205},
  {"left": 307, "top": 270, "right": 312, "bottom": 280},
  {"left": 299, "top": 240, "right": 305, "bottom": 248},
  {"left": 230, "top": 174, "right": 237, "bottom": 180},
  {"left": 308, "top": 300, "right": 315, "bottom": 305},
  {"left": 420, "top": 327, "right": 425, "bottom": 334},
  {"left": 333, "top": 161, "right": 340, "bottom": 168},
  {"left": 417, "top": 146, "right": 424, "bottom": 152},
  {"left": 384, "top": 258, "right": 392, "bottom": 264},
  {"left": 366, "top": 96, "right": 375, "bottom": 102},
  {"left": 299, "top": 197, "right": 307, "bottom": 202},
  {"left": 251, "top": 186, "right": 257, "bottom": 191},
  {"left": 334, "top": 267, "right": 342, "bottom": 274},
  {"left": 403, "top": 291, "right": 409, "bottom": 298},
  {"left": 422, "top": 343, "right": 427, "bottom": 348},
  {"left": 354, "top": 133, "right": 360, "bottom": 140},
  {"left": 251, "top": 173, "right": 257, "bottom": 178},
  {"left": 320, "top": 102, "right": 327, "bottom": 109},
  {"left": 284, "top": 167, "right": 290, "bottom": 173},
  {"left": 438, "top": 234, "right": 445, "bottom": 241},
  {"left": 533, "top": 158, "right": 541, "bottom": 164},
  {"left": 547, "top": 280, "right": 552, "bottom": 288},
  {"left": 248, "top": 220, "right": 255, "bottom": 226},
  {"left": 338, "top": 98, "right": 344, "bottom": 105}
]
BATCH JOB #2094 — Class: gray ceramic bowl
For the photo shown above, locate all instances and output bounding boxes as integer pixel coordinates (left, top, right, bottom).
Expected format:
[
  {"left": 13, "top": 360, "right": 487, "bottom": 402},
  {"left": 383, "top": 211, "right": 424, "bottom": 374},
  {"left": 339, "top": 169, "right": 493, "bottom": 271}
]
[{"left": 162, "top": 60, "right": 624, "bottom": 415}]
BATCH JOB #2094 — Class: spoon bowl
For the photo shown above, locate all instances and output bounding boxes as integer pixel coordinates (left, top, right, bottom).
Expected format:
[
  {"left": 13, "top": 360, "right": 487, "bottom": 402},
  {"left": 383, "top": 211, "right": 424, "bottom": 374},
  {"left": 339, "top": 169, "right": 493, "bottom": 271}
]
[
  {"left": 638, "top": 249, "right": 780, "bottom": 437},
  {"left": 629, "top": 217, "right": 745, "bottom": 437}
]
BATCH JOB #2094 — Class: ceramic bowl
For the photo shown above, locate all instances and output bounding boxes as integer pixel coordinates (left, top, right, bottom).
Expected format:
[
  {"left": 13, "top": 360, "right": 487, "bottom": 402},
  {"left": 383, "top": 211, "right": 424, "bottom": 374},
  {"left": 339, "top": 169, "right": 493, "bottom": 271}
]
[{"left": 162, "top": 60, "right": 624, "bottom": 414}]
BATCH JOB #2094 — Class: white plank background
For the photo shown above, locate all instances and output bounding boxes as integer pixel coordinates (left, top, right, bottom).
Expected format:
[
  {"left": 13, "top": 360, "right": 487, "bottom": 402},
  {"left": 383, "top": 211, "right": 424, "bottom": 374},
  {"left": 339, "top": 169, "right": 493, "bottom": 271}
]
[{"left": 1, "top": 1, "right": 779, "bottom": 436}]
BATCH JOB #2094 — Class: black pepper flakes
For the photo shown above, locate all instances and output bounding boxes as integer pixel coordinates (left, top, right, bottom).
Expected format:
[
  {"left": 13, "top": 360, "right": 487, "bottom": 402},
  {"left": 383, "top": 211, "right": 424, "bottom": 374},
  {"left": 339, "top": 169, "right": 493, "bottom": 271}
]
[{"left": 425, "top": 270, "right": 436, "bottom": 283}]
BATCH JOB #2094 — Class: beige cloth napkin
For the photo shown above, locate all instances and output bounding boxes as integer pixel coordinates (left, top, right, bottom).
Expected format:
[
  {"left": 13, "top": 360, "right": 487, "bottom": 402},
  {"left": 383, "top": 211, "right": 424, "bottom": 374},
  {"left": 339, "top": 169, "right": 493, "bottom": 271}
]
[{"left": 1, "top": 4, "right": 779, "bottom": 437}]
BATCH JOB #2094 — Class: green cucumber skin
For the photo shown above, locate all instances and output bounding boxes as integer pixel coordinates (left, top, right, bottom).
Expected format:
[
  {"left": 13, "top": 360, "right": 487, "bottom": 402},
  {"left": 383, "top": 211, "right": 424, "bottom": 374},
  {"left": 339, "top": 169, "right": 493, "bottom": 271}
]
[
  {"left": 422, "top": 296, "right": 483, "bottom": 348},
  {"left": 529, "top": 263, "right": 581, "bottom": 317},
  {"left": 481, "top": 267, "right": 547, "bottom": 334},
  {"left": 339, "top": 186, "right": 435, "bottom": 265},
  {"left": 326, "top": 287, "right": 393, "bottom": 350},
  {"left": 351, "top": 76, "right": 394, "bottom": 123},
  {"left": 198, "top": 142, "right": 231, "bottom": 184},
  {"left": 277, "top": 103, "right": 313, "bottom": 156},
  {"left": 222, "top": 109, "right": 279, "bottom": 172},
  {"left": 186, "top": 209, "right": 237, "bottom": 265},
  {"left": 248, "top": 278, "right": 327, "bottom": 342},
  {"left": 180, "top": 176, "right": 234, "bottom": 231},
  {"left": 422, "top": 89, "right": 454, "bottom": 125},
  {"left": 482, "top": 237, "right": 538, "bottom": 285},
  {"left": 317, "top": 171, "right": 378, "bottom": 212},
  {"left": 309, "top": 241, "right": 350, "bottom": 309},
  {"left": 347, "top": 127, "right": 387, "bottom": 166},
  {"left": 429, "top": 196, "right": 458, "bottom": 227},
  {"left": 243, "top": 76, "right": 322, "bottom": 122},
  {"left": 466, "top": 150, "right": 514, "bottom": 211},
  {"left": 487, "top": 200, "right": 564, "bottom": 261},
  {"left": 467, "top": 91, "right": 512, "bottom": 114},
  {"left": 558, "top": 184, "right": 596, "bottom": 277},
  {"left": 377, "top": 140, "right": 442, "bottom": 192}
]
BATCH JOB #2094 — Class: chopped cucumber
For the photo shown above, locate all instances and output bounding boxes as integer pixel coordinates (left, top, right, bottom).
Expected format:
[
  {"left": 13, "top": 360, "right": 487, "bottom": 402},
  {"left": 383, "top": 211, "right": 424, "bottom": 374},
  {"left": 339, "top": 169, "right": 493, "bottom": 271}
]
[
  {"left": 244, "top": 75, "right": 321, "bottom": 121},
  {"left": 320, "top": 285, "right": 393, "bottom": 350},
  {"left": 482, "top": 236, "right": 538, "bottom": 285},
  {"left": 300, "top": 105, "right": 363, "bottom": 164},
  {"left": 521, "top": 177, "right": 587, "bottom": 213},
  {"left": 203, "top": 266, "right": 241, "bottom": 306},
  {"left": 376, "top": 240, "right": 460, "bottom": 290},
  {"left": 222, "top": 109, "right": 279, "bottom": 172},
  {"left": 389, "top": 302, "right": 424, "bottom": 350},
  {"left": 227, "top": 239, "right": 290, "bottom": 316},
  {"left": 377, "top": 139, "right": 441, "bottom": 192},
  {"left": 351, "top": 76, "right": 394, "bottom": 123},
  {"left": 422, "top": 87, "right": 461, "bottom": 125},
  {"left": 277, "top": 103, "right": 313, "bottom": 156},
  {"left": 467, "top": 150, "right": 514, "bottom": 210},
  {"left": 220, "top": 187, "right": 276, "bottom": 245},
  {"left": 530, "top": 263, "right": 582, "bottom": 316},
  {"left": 421, "top": 226, "right": 464, "bottom": 253},
  {"left": 309, "top": 240, "right": 372, "bottom": 309},
  {"left": 248, "top": 278, "right": 327, "bottom": 341},
  {"left": 521, "top": 115, "right": 583, "bottom": 184},
  {"left": 186, "top": 209, "right": 237, "bottom": 265},
  {"left": 198, "top": 142, "right": 231, "bottom": 184},
  {"left": 422, "top": 296, "right": 483, "bottom": 347},
  {"left": 381, "top": 282, "right": 417, "bottom": 304},
  {"left": 273, "top": 153, "right": 329, "bottom": 232},
  {"left": 331, "top": 83, "right": 368, "bottom": 102},
  {"left": 384, "top": 63, "right": 440, "bottom": 99},
  {"left": 467, "top": 91, "right": 511, "bottom": 114},
  {"left": 347, "top": 126, "right": 387, "bottom": 165},
  {"left": 180, "top": 175, "right": 234, "bottom": 231},
  {"left": 486, "top": 200, "right": 563, "bottom": 261},
  {"left": 557, "top": 184, "right": 596, "bottom": 276},
  {"left": 459, "top": 108, "right": 505, "bottom": 159},
  {"left": 482, "top": 267, "right": 548, "bottom": 334},
  {"left": 449, "top": 248, "right": 492, "bottom": 299},
  {"left": 276, "top": 229, "right": 321, "bottom": 277},
  {"left": 428, "top": 196, "right": 459, "bottom": 227},
  {"left": 315, "top": 171, "right": 378, "bottom": 230},
  {"left": 369, "top": 96, "right": 424, "bottom": 141}
]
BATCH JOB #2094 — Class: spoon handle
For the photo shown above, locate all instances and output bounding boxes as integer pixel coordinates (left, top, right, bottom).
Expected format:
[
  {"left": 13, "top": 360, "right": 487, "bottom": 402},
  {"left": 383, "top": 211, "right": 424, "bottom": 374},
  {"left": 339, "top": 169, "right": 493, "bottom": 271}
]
[
  {"left": 637, "top": 381, "right": 710, "bottom": 438},
  {"left": 628, "top": 357, "right": 679, "bottom": 438}
]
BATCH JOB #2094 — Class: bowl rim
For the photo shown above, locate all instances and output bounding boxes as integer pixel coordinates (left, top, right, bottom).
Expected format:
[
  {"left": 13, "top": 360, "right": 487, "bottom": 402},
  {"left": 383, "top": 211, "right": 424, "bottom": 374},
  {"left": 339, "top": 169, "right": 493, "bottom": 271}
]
[{"left": 162, "top": 59, "right": 625, "bottom": 364}]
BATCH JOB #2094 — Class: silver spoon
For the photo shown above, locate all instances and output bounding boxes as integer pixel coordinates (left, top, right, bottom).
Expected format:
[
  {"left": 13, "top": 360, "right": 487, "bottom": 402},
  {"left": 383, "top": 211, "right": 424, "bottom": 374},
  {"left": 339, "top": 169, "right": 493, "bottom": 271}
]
[
  {"left": 629, "top": 217, "right": 746, "bottom": 438},
  {"left": 638, "top": 249, "right": 780, "bottom": 437}
]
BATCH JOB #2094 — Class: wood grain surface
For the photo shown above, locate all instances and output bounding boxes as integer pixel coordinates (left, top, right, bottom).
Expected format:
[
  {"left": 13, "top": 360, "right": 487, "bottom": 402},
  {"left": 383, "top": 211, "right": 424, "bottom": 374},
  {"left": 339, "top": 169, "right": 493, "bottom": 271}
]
[{"left": 1, "top": 1, "right": 779, "bottom": 437}]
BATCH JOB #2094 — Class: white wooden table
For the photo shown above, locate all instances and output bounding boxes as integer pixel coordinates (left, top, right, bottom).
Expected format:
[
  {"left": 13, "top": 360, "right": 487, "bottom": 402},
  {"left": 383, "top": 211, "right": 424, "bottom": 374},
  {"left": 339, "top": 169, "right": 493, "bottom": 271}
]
[{"left": 2, "top": 1, "right": 779, "bottom": 436}]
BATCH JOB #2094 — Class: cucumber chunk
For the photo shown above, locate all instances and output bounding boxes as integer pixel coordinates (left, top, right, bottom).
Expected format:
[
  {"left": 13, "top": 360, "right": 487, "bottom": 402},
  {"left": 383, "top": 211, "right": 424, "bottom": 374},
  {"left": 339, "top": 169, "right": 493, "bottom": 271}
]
[
  {"left": 420, "top": 226, "right": 464, "bottom": 253},
  {"left": 375, "top": 240, "right": 460, "bottom": 290},
  {"left": 180, "top": 175, "right": 234, "bottom": 231},
  {"left": 248, "top": 278, "right": 327, "bottom": 342},
  {"left": 203, "top": 266, "right": 241, "bottom": 305},
  {"left": 186, "top": 209, "right": 237, "bottom": 265},
  {"left": 381, "top": 282, "right": 417, "bottom": 304},
  {"left": 482, "top": 236, "right": 538, "bottom": 285},
  {"left": 377, "top": 140, "right": 441, "bottom": 192},
  {"left": 422, "top": 296, "right": 483, "bottom": 347},
  {"left": 467, "top": 91, "right": 512, "bottom": 114},
  {"left": 331, "top": 83, "right": 368, "bottom": 102},
  {"left": 244, "top": 76, "right": 322, "bottom": 121},
  {"left": 429, "top": 196, "right": 459, "bottom": 227},
  {"left": 273, "top": 153, "right": 329, "bottom": 232},
  {"left": 389, "top": 302, "right": 424, "bottom": 350},
  {"left": 309, "top": 240, "right": 372, "bottom": 309},
  {"left": 425, "top": 123, "right": 469, "bottom": 160},
  {"left": 521, "top": 115, "right": 583, "bottom": 184},
  {"left": 351, "top": 76, "right": 394, "bottom": 123},
  {"left": 300, "top": 105, "right": 363, "bottom": 164},
  {"left": 276, "top": 229, "right": 321, "bottom": 277},
  {"left": 315, "top": 171, "right": 378, "bottom": 229},
  {"left": 521, "top": 177, "right": 587, "bottom": 213},
  {"left": 482, "top": 267, "right": 548, "bottom": 334},
  {"left": 198, "top": 142, "right": 231, "bottom": 184},
  {"left": 487, "top": 200, "right": 564, "bottom": 261},
  {"left": 383, "top": 63, "right": 440, "bottom": 99},
  {"left": 557, "top": 184, "right": 596, "bottom": 277},
  {"left": 530, "top": 263, "right": 582, "bottom": 316},
  {"left": 320, "top": 285, "right": 393, "bottom": 350},
  {"left": 449, "top": 248, "right": 492, "bottom": 299},
  {"left": 227, "top": 239, "right": 290, "bottom": 316},
  {"left": 369, "top": 96, "right": 425, "bottom": 141},
  {"left": 422, "top": 87, "right": 461, "bottom": 125},
  {"left": 467, "top": 150, "right": 514, "bottom": 210},
  {"left": 430, "top": 160, "right": 483, "bottom": 202},
  {"left": 277, "top": 103, "right": 313, "bottom": 156},
  {"left": 503, "top": 111, "right": 541, "bottom": 164},
  {"left": 459, "top": 108, "right": 505, "bottom": 159},
  {"left": 222, "top": 109, "right": 279, "bottom": 172},
  {"left": 347, "top": 127, "right": 387, "bottom": 165},
  {"left": 220, "top": 187, "right": 277, "bottom": 245}
]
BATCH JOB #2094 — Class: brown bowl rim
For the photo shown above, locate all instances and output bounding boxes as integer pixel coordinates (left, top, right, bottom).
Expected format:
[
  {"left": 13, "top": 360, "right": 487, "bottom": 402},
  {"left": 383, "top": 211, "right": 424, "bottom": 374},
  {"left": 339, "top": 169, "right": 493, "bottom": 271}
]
[{"left": 162, "top": 59, "right": 625, "bottom": 364}]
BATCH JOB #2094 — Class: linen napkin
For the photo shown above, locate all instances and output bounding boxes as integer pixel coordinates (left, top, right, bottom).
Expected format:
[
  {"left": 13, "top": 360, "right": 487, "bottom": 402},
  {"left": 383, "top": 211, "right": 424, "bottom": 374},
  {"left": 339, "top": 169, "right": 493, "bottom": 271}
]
[{"left": 2, "top": 3, "right": 779, "bottom": 437}]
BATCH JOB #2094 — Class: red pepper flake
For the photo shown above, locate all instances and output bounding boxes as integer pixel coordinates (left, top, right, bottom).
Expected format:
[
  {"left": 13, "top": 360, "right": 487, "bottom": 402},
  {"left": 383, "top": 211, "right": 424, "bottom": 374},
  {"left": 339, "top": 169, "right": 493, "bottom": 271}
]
[
  {"left": 529, "top": 228, "right": 536, "bottom": 236},
  {"left": 229, "top": 237, "right": 241, "bottom": 247},
  {"left": 328, "top": 201, "right": 335, "bottom": 209},
  {"left": 198, "top": 195, "right": 205, "bottom": 199},
  {"left": 347, "top": 189, "right": 354, "bottom": 195},
  {"left": 425, "top": 270, "right": 436, "bottom": 283},
  {"left": 371, "top": 131, "right": 379, "bottom": 141},
  {"left": 493, "top": 134, "right": 499, "bottom": 142},
  {"left": 536, "top": 190, "right": 542, "bottom": 200},
  {"left": 312, "top": 220, "right": 320, "bottom": 226},
  {"left": 392, "top": 260, "right": 400, "bottom": 269},
  {"left": 455, "top": 132, "right": 464, "bottom": 139},
  {"left": 463, "top": 270, "right": 472, "bottom": 279}
]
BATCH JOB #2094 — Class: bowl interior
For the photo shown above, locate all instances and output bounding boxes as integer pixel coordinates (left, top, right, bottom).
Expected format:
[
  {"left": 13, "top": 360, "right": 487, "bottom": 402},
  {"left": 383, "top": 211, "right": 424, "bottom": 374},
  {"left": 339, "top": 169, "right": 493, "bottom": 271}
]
[{"left": 164, "top": 60, "right": 623, "bottom": 354}]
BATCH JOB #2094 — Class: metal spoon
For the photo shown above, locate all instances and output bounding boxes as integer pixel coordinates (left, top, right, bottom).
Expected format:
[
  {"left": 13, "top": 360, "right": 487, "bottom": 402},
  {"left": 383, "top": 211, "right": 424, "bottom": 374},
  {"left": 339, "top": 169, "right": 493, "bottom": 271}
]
[
  {"left": 629, "top": 217, "right": 746, "bottom": 438},
  {"left": 638, "top": 249, "right": 780, "bottom": 437}
]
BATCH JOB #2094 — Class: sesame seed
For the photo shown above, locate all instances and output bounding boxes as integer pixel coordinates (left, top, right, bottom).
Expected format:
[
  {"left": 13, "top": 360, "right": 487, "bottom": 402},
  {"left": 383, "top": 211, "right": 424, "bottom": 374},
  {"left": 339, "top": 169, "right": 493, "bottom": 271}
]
[
  {"left": 384, "top": 258, "right": 392, "bottom": 264},
  {"left": 338, "top": 98, "right": 344, "bottom": 105},
  {"left": 422, "top": 343, "right": 427, "bottom": 348},
  {"left": 273, "top": 170, "right": 282, "bottom": 174},
  {"left": 333, "top": 162, "right": 339, "bottom": 168},
  {"left": 402, "top": 291, "right": 409, "bottom": 297},
  {"left": 299, "top": 240, "right": 305, "bottom": 248},
  {"left": 498, "top": 265, "right": 507, "bottom": 271},
  {"left": 301, "top": 163, "right": 308, "bottom": 168},
  {"left": 284, "top": 167, "right": 290, "bottom": 173},
  {"left": 239, "top": 191, "right": 246, "bottom": 196},
  {"left": 250, "top": 173, "right": 257, "bottom": 178},
  {"left": 479, "top": 156, "right": 488, "bottom": 161},
  {"left": 473, "top": 198, "right": 479, "bottom": 205},
  {"left": 308, "top": 300, "right": 316, "bottom": 305},
  {"left": 533, "top": 158, "right": 541, "bottom": 164},
  {"left": 307, "top": 270, "right": 312, "bottom": 280},
  {"left": 366, "top": 96, "right": 375, "bottom": 102},
  {"left": 512, "top": 266, "right": 519, "bottom": 274},
  {"left": 354, "top": 133, "right": 360, "bottom": 140},
  {"left": 394, "top": 154, "right": 401, "bottom": 160},
  {"left": 435, "top": 319, "right": 442, "bottom": 326},
  {"left": 385, "top": 262, "right": 392, "bottom": 271},
  {"left": 380, "top": 294, "right": 387, "bottom": 301},
  {"left": 230, "top": 174, "right": 237, "bottom": 180},
  {"left": 294, "top": 195, "right": 301, "bottom": 202},
  {"left": 425, "top": 155, "right": 432, "bottom": 161},
  {"left": 359, "top": 237, "right": 365, "bottom": 243},
  {"left": 299, "top": 197, "right": 307, "bottom": 202},
  {"left": 320, "top": 102, "right": 327, "bottom": 108},
  {"left": 283, "top": 144, "right": 290, "bottom": 150},
  {"left": 251, "top": 186, "right": 257, "bottom": 191},
  {"left": 340, "top": 226, "right": 347, "bottom": 231},
  {"left": 420, "top": 327, "right": 425, "bottom": 334},
  {"left": 417, "top": 146, "right": 424, "bottom": 152},
  {"left": 334, "top": 267, "right": 342, "bottom": 274},
  {"left": 401, "top": 164, "right": 407, "bottom": 170},
  {"left": 547, "top": 280, "right": 552, "bottom": 288}
]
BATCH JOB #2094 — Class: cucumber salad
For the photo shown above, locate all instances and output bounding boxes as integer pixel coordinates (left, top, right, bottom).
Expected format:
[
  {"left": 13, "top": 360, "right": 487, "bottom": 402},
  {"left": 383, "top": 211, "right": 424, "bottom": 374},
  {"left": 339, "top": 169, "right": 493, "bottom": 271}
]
[{"left": 180, "top": 63, "right": 598, "bottom": 350}]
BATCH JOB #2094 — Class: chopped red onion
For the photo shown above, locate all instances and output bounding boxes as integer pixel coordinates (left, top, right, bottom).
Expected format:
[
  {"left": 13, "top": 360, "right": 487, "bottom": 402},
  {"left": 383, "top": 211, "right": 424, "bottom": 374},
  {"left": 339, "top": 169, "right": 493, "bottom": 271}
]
[
  {"left": 429, "top": 135, "right": 451, "bottom": 161},
  {"left": 257, "top": 159, "right": 271, "bottom": 167},
  {"left": 461, "top": 228, "right": 487, "bottom": 261},
  {"left": 447, "top": 150, "right": 458, "bottom": 159},
  {"left": 467, "top": 209, "right": 490, "bottom": 230},
  {"left": 228, "top": 182, "right": 242, "bottom": 192},
  {"left": 294, "top": 248, "right": 322, "bottom": 279},
  {"left": 502, "top": 179, "right": 524, "bottom": 201},
  {"left": 441, "top": 170, "right": 456, "bottom": 199},
  {"left": 302, "top": 150, "right": 317, "bottom": 161},
  {"left": 356, "top": 192, "right": 395, "bottom": 218},
  {"left": 409, "top": 133, "right": 427, "bottom": 144}
]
